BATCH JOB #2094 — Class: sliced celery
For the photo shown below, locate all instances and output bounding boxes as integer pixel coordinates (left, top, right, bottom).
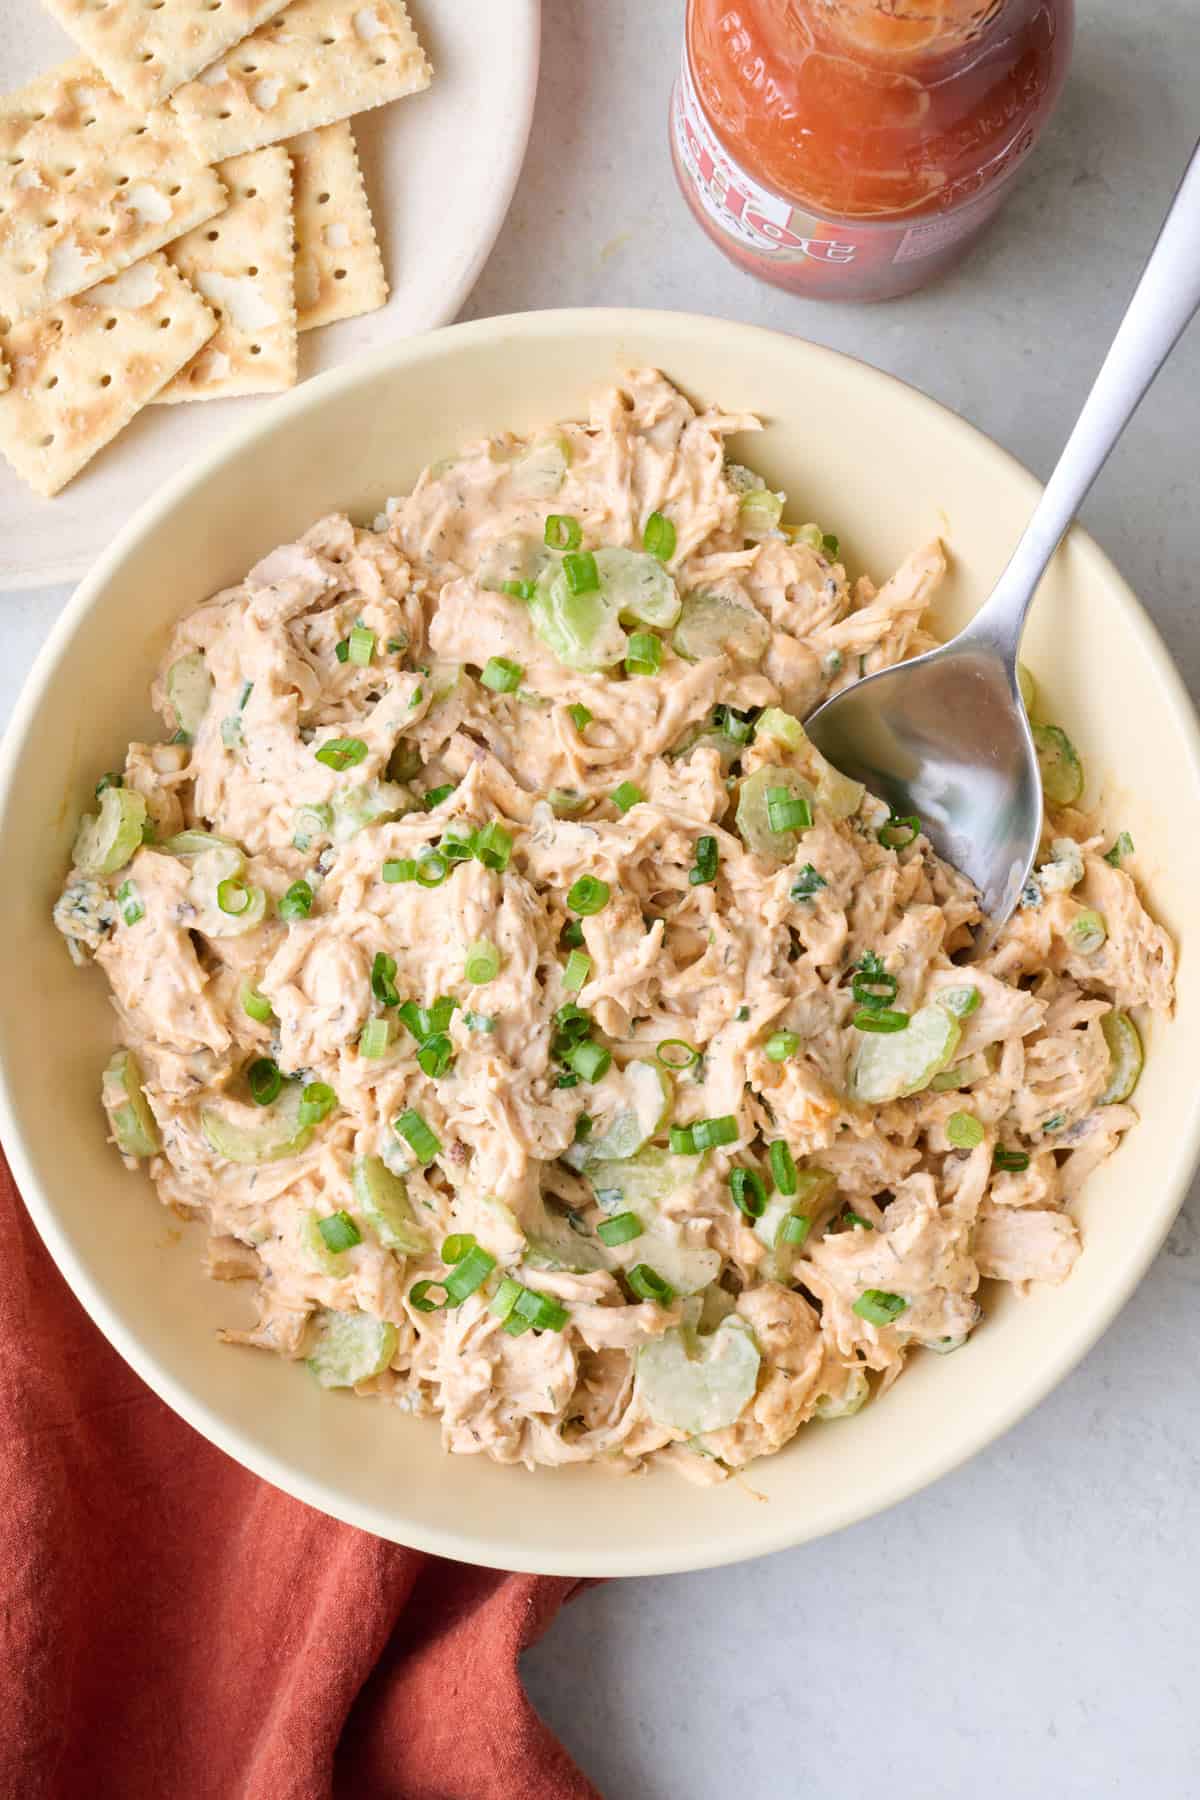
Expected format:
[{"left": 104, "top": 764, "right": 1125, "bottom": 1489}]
[
  {"left": 735, "top": 765, "right": 814, "bottom": 862},
  {"left": 671, "top": 591, "right": 769, "bottom": 664},
  {"left": 102, "top": 1049, "right": 161, "bottom": 1157},
  {"left": 306, "top": 1310, "right": 397, "bottom": 1388},
  {"left": 73, "top": 785, "right": 147, "bottom": 877},
  {"left": 165, "top": 651, "right": 213, "bottom": 739},
  {"left": 1099, "top": 1011, "right": 1143, "bottom": 1105},
  {"left": 202, "top": 1083, "right": 313, "bottom": 1164},
  {"left": 636, "top": 1317, "right": 760, "bottom": 1436},
  {"left": 594, "top": 547, "right": 681, "bottom": 628},
  {"left": 352, "top": 1155, "right": 429, "bottom": 1255},
  {"left": 850, "top": 1004, "right": 961, "bottom": 1105},
  {"left": 814, "top": 1367, "right": 870, "bottom": 1419},
  {"left": 528, "top": 566, "right": 626, "bottom": 672},
  {"left": 1033, "top": 723, "right": 1084, "bottom": 807}
]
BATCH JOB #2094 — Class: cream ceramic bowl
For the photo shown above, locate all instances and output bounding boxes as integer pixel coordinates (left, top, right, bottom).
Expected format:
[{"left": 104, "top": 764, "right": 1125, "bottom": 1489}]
[{"left": 2, "top": 310, "right": 1197, "bottom": 1577}]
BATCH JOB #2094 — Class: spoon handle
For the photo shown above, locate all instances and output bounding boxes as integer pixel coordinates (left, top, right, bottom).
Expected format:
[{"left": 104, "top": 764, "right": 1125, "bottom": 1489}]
[{"left": 966, "top": 137, "right": 1200, "bottom": 667}]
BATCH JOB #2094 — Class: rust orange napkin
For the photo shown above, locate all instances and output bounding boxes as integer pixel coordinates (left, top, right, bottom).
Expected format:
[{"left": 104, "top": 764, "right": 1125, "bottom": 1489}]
[{"left": 0, "top": 1152, "right": 601, "bottom": 1800}]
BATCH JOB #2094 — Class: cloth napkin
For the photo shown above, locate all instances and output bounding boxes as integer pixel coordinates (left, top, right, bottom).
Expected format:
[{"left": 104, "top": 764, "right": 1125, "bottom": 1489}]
[{"left": 0, "top": 1152, "right": 601, "bottom": 1800}]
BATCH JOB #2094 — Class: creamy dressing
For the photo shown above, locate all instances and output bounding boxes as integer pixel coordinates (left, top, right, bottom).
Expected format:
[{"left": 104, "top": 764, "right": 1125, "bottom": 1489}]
[{"left": 55, "top": 371, "right": 1176, "bottom": 1482}]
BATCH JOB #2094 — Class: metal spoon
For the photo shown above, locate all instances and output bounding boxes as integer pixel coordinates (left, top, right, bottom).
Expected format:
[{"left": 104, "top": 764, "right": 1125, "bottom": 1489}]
[{"left": 805, "top": 139, "right": 1200, "bottom": 939}]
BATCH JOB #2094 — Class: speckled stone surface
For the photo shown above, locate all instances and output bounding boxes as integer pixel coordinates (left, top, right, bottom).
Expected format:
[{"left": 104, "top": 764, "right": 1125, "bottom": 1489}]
[{"left": 3, "top": 4, "right": 1198, "bottom": 1794}]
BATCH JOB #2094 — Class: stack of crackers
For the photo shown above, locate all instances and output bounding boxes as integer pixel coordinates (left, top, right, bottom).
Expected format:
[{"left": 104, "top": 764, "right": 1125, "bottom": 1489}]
[{"left": 0, "top": 0, "right": 431, "bottom": 497}]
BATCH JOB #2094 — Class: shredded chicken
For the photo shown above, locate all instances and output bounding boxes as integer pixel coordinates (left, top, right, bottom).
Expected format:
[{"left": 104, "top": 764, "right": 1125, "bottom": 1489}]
[{"left": 55, "top": 371, "right": 1175, "bottom": 1481}]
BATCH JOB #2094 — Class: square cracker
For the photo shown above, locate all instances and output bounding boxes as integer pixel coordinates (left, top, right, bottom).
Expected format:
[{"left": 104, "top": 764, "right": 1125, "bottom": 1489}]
[
  {"left": 170, "top": 0, "right": 432, "bottom": 164},
  {"left": 289, "top": 122, "right": 386, "bottom": 331},
  {"left": 37, "top": 0, "right": 295, "bottom": 111},
  {"left": 158, "top": 145, "right": 297, "bottom": 401},
  {"left": 0, "top": 253, "right": 216, "bottom": 495},
  {"left": 0, "top": 59, "right": 226, "bottom": 328}
]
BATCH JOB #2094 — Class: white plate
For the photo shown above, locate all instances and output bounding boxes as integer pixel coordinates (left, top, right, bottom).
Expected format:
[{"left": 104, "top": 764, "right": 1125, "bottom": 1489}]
[{"left": 0, "top": 0, "right": 540, "bottom": 591}]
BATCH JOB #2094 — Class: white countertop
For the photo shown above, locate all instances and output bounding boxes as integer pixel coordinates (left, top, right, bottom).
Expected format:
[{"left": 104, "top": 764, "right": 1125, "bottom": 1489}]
[{"left": 4, "top": 4, "right": 1198, "bottom": 1794}]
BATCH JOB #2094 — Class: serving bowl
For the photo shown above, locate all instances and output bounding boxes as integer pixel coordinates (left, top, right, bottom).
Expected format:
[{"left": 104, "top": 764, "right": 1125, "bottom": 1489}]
[{"left": 1, "top": 309, "right": 1197, "bottom": 1577}]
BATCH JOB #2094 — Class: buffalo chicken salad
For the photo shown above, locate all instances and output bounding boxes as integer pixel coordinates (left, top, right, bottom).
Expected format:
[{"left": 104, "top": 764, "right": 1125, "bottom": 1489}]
[{"left": 55, "top": 370, "right": 1175, "bottom": 1482}]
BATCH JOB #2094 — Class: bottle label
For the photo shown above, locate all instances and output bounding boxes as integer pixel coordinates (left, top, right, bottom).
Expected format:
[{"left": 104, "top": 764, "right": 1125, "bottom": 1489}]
[{"left": 671, "top": 48, "right": 1001, "bottom": 272}]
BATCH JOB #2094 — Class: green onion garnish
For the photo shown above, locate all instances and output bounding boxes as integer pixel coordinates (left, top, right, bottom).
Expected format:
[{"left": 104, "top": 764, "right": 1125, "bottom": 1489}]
[
  {"left": 508, "top": 1286, "right": 569, "bottom": 1333},
  {"left": 358, "top": 1018, "right": 392, "bottom": 1059},
  {"left": 842, "top": 1211, "right": 874, "bottom": 1231},
  {"left": 248, "top": 1058, "right": 281, "bottom": 1106},
  {"left": 490, "top": 1276, "right": 523, "bottom": 1321},
  {"left": 216, "top": 876, "right": 251, "bottom": 916},
  {"left": 574, "top": 1114, "right": 592, "bottom": 1141},
  {"left": 409, "top": 1279, "right": 447, "bottom": 1313},
  {"left": 443, "top": 1244, "right": 497, "bottom": 1304},
  {"left": 394, "top": 1108, "right": 440, "bottom": 1164},
  {"left": 335, "top": 638, "right": 350, "bottom": 663},
  {"left": 95, "top": 771, "right": 123, "bottom": 798},
  {"left": 279, "top": 880, "right": 314, "bottom": 922},
  {"left": 851, "top": 956, "right": 899, "bottom": 1012},
  {"left": 822, "top": 533, "right": 840, "bottom": 559},
  {"left": 852, "top": 1289, "right": 908, "bottom": 1326},
  {"left": 688, "top": 835, "right": 718, "bottom": 887},
  {"left": 240, "top": 983, "right": 273, "bottom": 1023},
  {"left": 382, "top": 857, "right": 417, "bottom": 884},
  {"left": 764, "top": 1029, "right": 799, "bottom": 1062},
  {"left": 878, "top": 813, "right": 921, "bottom": 850},
  {"left": 993, "top": 1147, "right": 1030, "bottom": 1173},
  {"left": 441, "top": 1233, "right": 476, "bottom": 1264},
  {"left": 562, "top": 949, "right": 591, "bottom": 994},
  {"left": 778, "top": 1213, "right": 811, "bottom": 1248},
  {"left": 656, "top": 1039, "right": 699, "bottom": 1071},
  {"left": 947, "top": 1112, "right": 984, "bottom": 1149},
  {"left": 693, "top": 1115, "right": 738, "bottom": 1150},
  {"left": 941, "top": 985, "right": 981, "bottom": 1019},
  {"left": 415, "top": 853, "right": 448, "bottom": 888},
  {"left": 642, "top": 511, "right": 676, "bottom": 561},
  {"left": 474, "top": 822, "right": 513, "bottom": 873},
  {"left": 852, "top": 1009, "right": 909, "bottom": 1033},
  {"left": 315, "top": 736, "right": 368, "bottom": 771},
  {"left": 565, "top": 1039, "right": 611, "bottom": 1082},
  {"left": 464, "top": 1010, "right": 496, "bottom": 1033},
  {"left": 423, "top": 783, "right": 456, "bottom": 810},
  {"left": 501, "top": 578, "right": 535, "bottom": 602},
  {"left": 627, "top": 1264, "right": 674, "bottom": 1306},
  {"left": 729, "top": 1167, "right": 767, "bottom": 1219},
  {"left": 545, "top": 513, "right": 582, "bottom": 551},
  {"left": 117, "top": 879, "right": 144, "bottom": 926},
  {"left": 790, "top": 864, "right": 827, "bottom": 902},
  {"left": 561, "top": 919, "right": 585, "bottom": 949},
  {"left": 597, "top": 1212, "right": 643, "bottom": 1247},
  {"left": 416, "top": 1033, "right": 454, "bottom": 1078},
  {"left": 625, "top": 633, "right": 662, "bottom": 677},
  {"left": 567, "top": 874, "right": 610, "bottom": 916},
  {"left": 562, "top": 550, "right": 599, "bottom": 594},
  {"left": 567, "top": 703, "right": 592, "bottom": 733},
  {"left": 713, "top": 704, "right": 756, "bottom": 745},
  {"left": 766, "top": 788, "right": 812, "bottom": 834},
  {"left": 441, "top": 824, "right": 477, "bottom": 863},
  {"left": 612, "top": 780, "right": 643, "bottom": 814},
  {"left": 298, "top": 1082, "right": 336, "bottom": 1127},
  {"left": 481, "top": 656, "right": 523, "bottom": 694},
  {"left": 769, "top": 1140, "right": 797, "bottom": 1195},
  {"left": 669, "top": 1125, "right": 697, "bottom": 1154},
  {"left": 464, "top": 938, "right": 501, "bottom": 985},
  {"left": 371, "top": 950, "right": 400, "bottom": 1007},
  {"left": 292, "top": 801, "right": 333, "bottom": 850},
  {"left": 1104, "top": 831, "right": 1134, "bottom": 867},
  {"left": 348, "top": 624, "right": 375, "bottom": 667},
  {"left": 317, "top": 1210, "right": 361, "bottom": 1253}
]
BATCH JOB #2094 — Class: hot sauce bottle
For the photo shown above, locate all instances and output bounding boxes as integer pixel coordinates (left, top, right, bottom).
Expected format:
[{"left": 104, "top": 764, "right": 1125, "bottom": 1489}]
[{"left": 671, "top": 0, "right": 1074, "bottom": 301}]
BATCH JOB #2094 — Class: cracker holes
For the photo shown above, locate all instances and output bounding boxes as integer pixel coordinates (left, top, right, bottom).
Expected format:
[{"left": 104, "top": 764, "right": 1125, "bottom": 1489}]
[
  {"left": 45, "top": 375, "right": 58, "bottom": 390},
  {"left": 247, "top": 265, "right": 258, "bottom": 276},
  {"left": 334, "top": 268, "right": 347, "bottom": 281},
  {"left": 206, "top": 229, "right": 220, "bottom": 240},
  {"left": 158, "top": 316, "right": 171, "bottom": 328},
  {"left": 243, "top": 186, "right": 257, "bottom": 198},
  {"left": 99, "top": 373, "right": 112, "bottom": 387},
  {"left": 243, "top": 62, "right": 258, "bottom": 73},
  {"left": 104, "top": 316, "right": 117, "bottom": 330},
  {"left": 317, "top": 191, "right": 330, "bottom": 204},
  {"left": 217, "top": 111, "right": 232, "bottom": 120},
  {"left": 297, "top": 82, "right": 310, "bottom": 93},
  {"left": 39, "top": 434, "right": 55, "bottom": 448},
  {"left": 167, "top": 183, "right": 181, "bottom": 195},
  {"left": 249, "top": 343, "right": 261, "bottom": 355}
]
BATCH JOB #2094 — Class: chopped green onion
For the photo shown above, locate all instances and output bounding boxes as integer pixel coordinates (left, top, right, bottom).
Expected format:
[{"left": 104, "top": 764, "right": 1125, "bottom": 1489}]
[
  {"left": 317, "top": 1210, "right": 361, "bottom": 1253},
  {"left": 769, "top": 1140, "right": 797, "bottom": 1195},
  {"left": 95, "top": 771, "right": 123, "bottom": 798},
  {"left": 423, "top": 783, "right": 456, "bottom": 810},
  {"left": 416, "top": 1033, "right": 454, "bottom": 1078},
  {"left": 116, "top": 879, "right": 144, "bottom": 926},
  {"left": 509, "top": 1286, "right": 570, "bottom": 1332},
  {"left": 843, "top": 1212, "right": 874, "bottom": 1231},
  {"left": 241, "top": 983, "right": 273, "bottom": 1023},
  {"left": 247, "top": 1058, "right": 281, "bottom": 1106},
  {"left": 642, "top": 511, "right": 676, "bottom": 561},
  {"left": 383, "top": 857, "right": 417, "bottom": 884},
  {"left": 994, "top": 1147, "right": 1030, "bottom": 1173},
  {"left": 335, "top": 638, "right": 350, "bottom": 664},
  {"left": 612, "top": 780, "right": 643, "bottom": 814},
  {"left": 441, "top": 824, "right": 477, "bottom": 863},
  {"left": 279, "top": 880, "right": 314, "bottom": 921},
  {"left": 409, "top": 1280, "right": 447, "bottom": 1313},
  {"left": 443, "top": 1244, "right": 497, "bottom": 1304},
  {"left": 474, "top": 822, "right": 513, "bottom": 873},
  {"left": 465, "top": 938, "right": 501, "bottom": 985},
  {"left": 625, "top": 633, "right": 662, "bottom": 677},
  {"left": 561, "top": 919, "right": 585, "bottom": 948},
  {"left": 501, "top": 578, "right": 535, "bottom": 602},
  {"left": 481, "top": 656, "right": 523, "bottom": 694},
  {"left": 822, "top": 533, "right": 840, "bottom": 560},
  {"left": 1067, "top": 908, "right": 1107, "bottom": 955},
  {"left": 574, "top": 1114, "right": 592, "bottom": 1142},
  {"left": 766, "top": 788, "right": 812, "bottom": 834},
  {"left": 852, "top": 1008, "right": 909, "bottom": 1033},
  {"left": 216, "top": 876, "right": 251, "bottom": 916},
  {"left": 851, "top": 962, "right": 899, "bottom": 1010},
  {"left": 315, "top": 737, "right": 368, "bottom": 771},
  {"left": 627, "top": 1264, "right": 674, "bottom": 1306},
  {"left": 656, "top": 1039, "right": 699, "bottom": 1071},
  {"left": 359, "top": 1018, "right": 392, "bottom": 1059},
  {"left": 562, "top": 949, "right": 591, "bottom": 994},
  {"left": 941, "top": 985, "right": 981, "bottom": 1019},
  {"left": 441, "top": 1233, "right": 476, "bottom": 1264},
  {"left": 298, "top": 1082, "right": 336, "bottom": 1127},
  {"left": 394, "top": 1109, "right": 440, "bottom": 1164},
  {"left": 764, "top": 1029, "right": 799, "bottom": 1062},
  {"left": 729, "top": 1167, "right": 767, "bottom": 1219},
  {"left": 790, "top": 864, "right": 827, "bottom": 902},
  {"left": 562, "top": 550, "right": 599, "bottom": 594},
  {"left": 490, "top": 1276, "right": 523, "bottom": 1321},
  {"left": 778, "top": 1212, "right": 811, "bottom": 1248},
  {"left": 386, "top": 637, "right": 407, "bottom": 655},
  {"left": 1104, "top": 831, "right": 1134, "bottom": 867},
  {"left": 713, "top": 704, "right": 755, "bottom": 745},
  {"left": 348, "top": 624, "right": 375, "bottom": 667},
  {"left": 736, "top": 1006, "right": 750, "bottom": 1021},
  {"left": 688, "top": 835, "right": 718, "bottom": 887},
  {"left": 878, "top": 813, "right": 921, "bottom": 850},
  {"left": 597, "top": 1211, "right": 643, "bottom": 1247},
  {"left": 292, "top": 801, "right": 333, "bottom": 850},
  {"left": 567, "top": 703, "right": 592, "bottom": 733},
  {"left": 415, "top": 853, "right": 448, "bottom": 888},
  {"left": 553, "top": 1003, "right": 592, "bottom": 1045},
  {"left": 464, "top": 1010, "right": 496, "bottom": 1033},
  {"left": 370, "top": 952, "right": 399, "bottom": 1007},
  {"left": 565, "top": 1039, "right": 611, "bottom": 1082},
  {"left": 947, "top": 1111, "right": 985, "bottom": 1149},
  {"left": 692, "top": 1115, "right": 738, "bottom": 1150},
  {"left": 544, "top": 513, "right": 582, "bottom": 551},
  {"left": 852, "top": 1289, "right": 908, "bottom": 1326},
  {"left": 410, "top": 686, "right": 424, "bottom": 707},
  {"left": 669, "top": 1125, "right": 697, "bottom": 1154},
  {"left": 567, "top": 874, "right": 610, "bottom": 916}
]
